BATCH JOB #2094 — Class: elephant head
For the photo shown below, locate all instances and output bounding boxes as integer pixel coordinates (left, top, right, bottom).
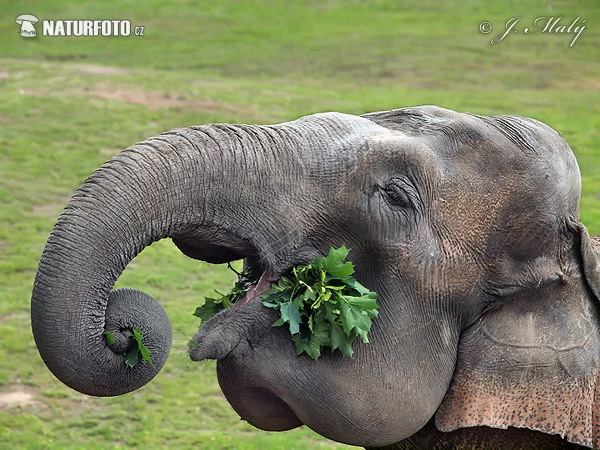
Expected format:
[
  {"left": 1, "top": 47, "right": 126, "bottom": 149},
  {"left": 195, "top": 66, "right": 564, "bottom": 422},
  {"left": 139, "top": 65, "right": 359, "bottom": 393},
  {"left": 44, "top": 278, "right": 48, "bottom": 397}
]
[{"left": 32, "top": 106, "right": 600, "bottom": 447}]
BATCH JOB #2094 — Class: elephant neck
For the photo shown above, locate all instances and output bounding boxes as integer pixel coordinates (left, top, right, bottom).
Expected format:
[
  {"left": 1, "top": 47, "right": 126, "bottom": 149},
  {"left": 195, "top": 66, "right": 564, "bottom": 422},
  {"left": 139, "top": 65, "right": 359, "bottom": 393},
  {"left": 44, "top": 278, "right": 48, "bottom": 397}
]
[
  {"left": 379, "top": 417, "right": 588, "bottom": 449},
  {"left": 435, "top": 271, "right": 600, "bottom": 447}
]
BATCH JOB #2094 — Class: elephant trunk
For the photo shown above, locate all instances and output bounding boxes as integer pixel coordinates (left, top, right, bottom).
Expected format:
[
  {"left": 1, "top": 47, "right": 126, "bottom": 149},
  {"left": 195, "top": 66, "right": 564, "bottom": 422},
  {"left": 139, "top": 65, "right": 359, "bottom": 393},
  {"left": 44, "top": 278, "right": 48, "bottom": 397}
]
[{"left": 31, "top": 125, "right": 279, "bottom": 396}]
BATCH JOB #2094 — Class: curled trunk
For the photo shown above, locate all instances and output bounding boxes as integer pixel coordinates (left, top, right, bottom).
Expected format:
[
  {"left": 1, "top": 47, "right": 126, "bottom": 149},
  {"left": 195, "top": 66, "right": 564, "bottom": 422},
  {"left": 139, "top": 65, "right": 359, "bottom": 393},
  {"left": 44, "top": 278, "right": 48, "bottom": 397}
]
[{"left": 31, "top": 125, "right": 277, "bottom": 396}]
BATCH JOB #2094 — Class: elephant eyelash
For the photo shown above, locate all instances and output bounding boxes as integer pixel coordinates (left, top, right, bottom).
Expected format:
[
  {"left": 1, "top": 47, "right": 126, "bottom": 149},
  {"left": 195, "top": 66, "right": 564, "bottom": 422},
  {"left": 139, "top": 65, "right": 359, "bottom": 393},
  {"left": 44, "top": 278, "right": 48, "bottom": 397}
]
[
  {"left": 385, "top": 186, "right": 411, "bottom": 207},
  {"left": 380, "top": 178, "right": 418, "bottom": 209}
]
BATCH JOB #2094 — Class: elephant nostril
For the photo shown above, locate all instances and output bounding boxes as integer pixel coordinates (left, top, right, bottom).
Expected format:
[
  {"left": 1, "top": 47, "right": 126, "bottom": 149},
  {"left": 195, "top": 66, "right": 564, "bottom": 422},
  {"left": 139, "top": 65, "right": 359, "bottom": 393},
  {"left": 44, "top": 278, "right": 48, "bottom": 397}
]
[
  {"left": 106, "top": 328, "right": 135, "bottom": 354},
  {"left": 120, "top": 327, "right": 133, "bottom": 337}
]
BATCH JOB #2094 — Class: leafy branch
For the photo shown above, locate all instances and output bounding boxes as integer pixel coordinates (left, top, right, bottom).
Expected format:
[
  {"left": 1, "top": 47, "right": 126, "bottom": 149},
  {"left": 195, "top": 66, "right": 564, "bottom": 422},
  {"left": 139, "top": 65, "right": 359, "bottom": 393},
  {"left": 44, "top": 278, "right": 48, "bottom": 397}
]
[
  {"left": 192, "top": 270, "right": 257, "bottom": 323},
  {"left": 192, "top": 246, "right": 380, "bottom": 360},
  {"left": 262, "top": 246, "right": 379, "bottom": 360}
]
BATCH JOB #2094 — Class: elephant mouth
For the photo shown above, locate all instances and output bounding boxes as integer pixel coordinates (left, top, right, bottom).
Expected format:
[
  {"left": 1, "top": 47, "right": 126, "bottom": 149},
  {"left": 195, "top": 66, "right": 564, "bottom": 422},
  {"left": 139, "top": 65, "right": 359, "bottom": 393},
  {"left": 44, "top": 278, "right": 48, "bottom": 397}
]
[
  {"left": 230, "top": 264, "right": 279, "bottom": 311},
  {"left": 188, "top": 254, "right": 303, "bottom": 432},
  {"left": 187, "top": 247, "right": 282, "bottom": 362},
  {"left": 173, "top": 234, "right": 281, "bottom": 314}
]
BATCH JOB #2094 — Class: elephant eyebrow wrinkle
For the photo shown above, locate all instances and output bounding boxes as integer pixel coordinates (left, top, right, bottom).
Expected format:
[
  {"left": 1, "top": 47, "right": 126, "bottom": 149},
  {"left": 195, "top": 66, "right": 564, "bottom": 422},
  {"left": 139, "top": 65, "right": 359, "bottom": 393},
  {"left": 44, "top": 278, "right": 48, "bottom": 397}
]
[
  {"left": 479, "top": 115, "right": 538, "bottom": 155},
  {"left": 479, "top": 322, "right": 591, "bottom": 353}
]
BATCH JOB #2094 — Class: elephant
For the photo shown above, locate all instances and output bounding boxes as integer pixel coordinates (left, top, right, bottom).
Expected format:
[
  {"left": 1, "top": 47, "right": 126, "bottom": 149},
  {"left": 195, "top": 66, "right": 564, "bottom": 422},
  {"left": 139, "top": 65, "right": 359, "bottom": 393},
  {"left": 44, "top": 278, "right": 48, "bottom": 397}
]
[{"left": 31, "top": 105, "right": 600, "bottom": 448}]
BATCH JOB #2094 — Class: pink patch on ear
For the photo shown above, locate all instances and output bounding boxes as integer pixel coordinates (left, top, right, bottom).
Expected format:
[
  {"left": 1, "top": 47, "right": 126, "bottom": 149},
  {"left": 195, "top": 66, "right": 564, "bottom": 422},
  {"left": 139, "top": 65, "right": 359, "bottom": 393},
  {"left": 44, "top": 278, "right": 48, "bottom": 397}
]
[{"left": 435, "top": 369, "right": 600, "bottom": 447}]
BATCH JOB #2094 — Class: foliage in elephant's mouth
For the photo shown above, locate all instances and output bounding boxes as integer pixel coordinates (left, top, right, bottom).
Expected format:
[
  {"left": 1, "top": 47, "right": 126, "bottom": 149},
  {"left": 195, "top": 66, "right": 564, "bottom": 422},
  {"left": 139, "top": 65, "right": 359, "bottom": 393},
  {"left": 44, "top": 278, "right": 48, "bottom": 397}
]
[
  {"left": 193, "top": 246, "right": 380, "bottom": 360},
  {"left": 192, "top": 266, "right": 261, "bottom": 320}
]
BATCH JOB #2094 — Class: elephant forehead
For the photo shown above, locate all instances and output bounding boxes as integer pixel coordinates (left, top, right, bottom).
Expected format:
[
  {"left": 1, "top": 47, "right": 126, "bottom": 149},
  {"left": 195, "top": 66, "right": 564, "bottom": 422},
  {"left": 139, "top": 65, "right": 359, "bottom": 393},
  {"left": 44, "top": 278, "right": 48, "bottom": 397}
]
[
  {"left": 357, "top": 112, "right": 572, "bottom": 185},
  {"left": 427, "top": 114, "right": 579, "bottom": 222},
  {"left": 443, "top": 114, "right": 578, "bottom": 187},
  {"left": 280, "top": 112, "right": 392, "bottom": 181},
  {"left": 357, "top": 132, "right": 439, "bottom": 175}
]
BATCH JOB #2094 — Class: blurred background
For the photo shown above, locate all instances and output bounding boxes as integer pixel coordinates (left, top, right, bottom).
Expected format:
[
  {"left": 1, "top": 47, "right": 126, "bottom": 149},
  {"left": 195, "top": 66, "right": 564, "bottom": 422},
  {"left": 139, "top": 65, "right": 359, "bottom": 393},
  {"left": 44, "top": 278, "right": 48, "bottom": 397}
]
[{"left": 1, "top": 0, "right": 598, "bottom": 448}]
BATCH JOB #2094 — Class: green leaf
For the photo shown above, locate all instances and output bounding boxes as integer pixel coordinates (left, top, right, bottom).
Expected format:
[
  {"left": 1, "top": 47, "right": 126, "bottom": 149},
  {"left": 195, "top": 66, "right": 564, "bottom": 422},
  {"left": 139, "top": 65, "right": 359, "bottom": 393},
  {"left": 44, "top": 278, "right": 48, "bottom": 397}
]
[
  {"left": 325, "top": 284, "right": 345, "bottom": 290},
  {"left": 193, "top": 297, "right": 225, "bottom": 323},
  {"left": 124, "top": 346, "right": 139, "bottom": 368},
  {"left": 330, "top": 323, "right": 353, "bottom": 358},
  {"left": 340, "top": 301, "right": 373, "bottom": 337},
  {"left": 104, "top": 331, "right": 115, "bottom": 345},
  {"left": 262, "top": 301, "right": 279, "bottom": 308},
  {"left": 313, "top": 246, "right": 353, "bottom": 278},
  {"left": 123, "top": 329, "right": 153, "bottom": 368},
  {"left": 133, "top": 329, "right": 153, "bottom": 364},
  {"left": 279, "top": 302, "right": 302, "bottom": 335},
  {"left": 292, "top": 336, "right": 320, "bottom": 359},
  {"left": 187, "top": 338, "right": 198, "bottom": 350},
  {"left": 345, "top": 295, "right": 379, "bottom": 310},
  {"left": 194, "top": 267, "right": 262, "bottom": 324}
]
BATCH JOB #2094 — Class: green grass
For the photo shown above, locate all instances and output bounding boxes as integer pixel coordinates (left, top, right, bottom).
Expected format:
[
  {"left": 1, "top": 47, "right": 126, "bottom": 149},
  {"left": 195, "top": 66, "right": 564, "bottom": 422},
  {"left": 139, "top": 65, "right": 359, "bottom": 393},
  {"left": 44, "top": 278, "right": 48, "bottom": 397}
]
[{"left": 1, "top": 0, "right": 599, "bottom": 448}]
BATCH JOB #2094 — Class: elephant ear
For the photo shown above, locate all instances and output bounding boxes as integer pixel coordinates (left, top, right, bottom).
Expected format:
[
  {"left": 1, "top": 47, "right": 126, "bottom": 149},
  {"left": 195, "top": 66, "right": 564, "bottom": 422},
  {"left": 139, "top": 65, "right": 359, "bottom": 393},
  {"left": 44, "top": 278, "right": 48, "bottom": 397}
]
[
  {"left": 575, "top": 220, "right": 600, "bottom": 300},
  {"left": 435, "top": 219, "right": 600, "bottom": 448}
]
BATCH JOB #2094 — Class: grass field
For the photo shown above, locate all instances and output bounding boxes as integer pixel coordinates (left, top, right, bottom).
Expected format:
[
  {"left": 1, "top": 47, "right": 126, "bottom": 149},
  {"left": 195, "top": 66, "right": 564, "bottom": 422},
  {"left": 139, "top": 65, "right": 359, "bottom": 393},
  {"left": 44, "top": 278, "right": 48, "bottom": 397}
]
[{"left": 1, "top": 0, "right": 599, "bottom": 448}]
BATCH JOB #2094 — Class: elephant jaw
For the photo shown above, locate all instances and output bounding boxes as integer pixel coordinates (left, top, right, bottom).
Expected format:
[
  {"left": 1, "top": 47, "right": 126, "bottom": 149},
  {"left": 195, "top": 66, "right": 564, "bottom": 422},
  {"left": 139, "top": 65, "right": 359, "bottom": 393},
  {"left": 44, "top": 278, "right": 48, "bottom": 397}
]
[{"left": 188, "top": 265, "right": 303, "bottom": 431}]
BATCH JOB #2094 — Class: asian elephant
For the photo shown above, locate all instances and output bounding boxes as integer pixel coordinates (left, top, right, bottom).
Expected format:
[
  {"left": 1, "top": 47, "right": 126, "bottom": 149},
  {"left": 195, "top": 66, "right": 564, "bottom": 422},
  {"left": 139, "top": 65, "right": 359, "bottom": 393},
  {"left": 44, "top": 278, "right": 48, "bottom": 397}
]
[{"left": 31, "top": 106, "right": 600, "bottom": 448}]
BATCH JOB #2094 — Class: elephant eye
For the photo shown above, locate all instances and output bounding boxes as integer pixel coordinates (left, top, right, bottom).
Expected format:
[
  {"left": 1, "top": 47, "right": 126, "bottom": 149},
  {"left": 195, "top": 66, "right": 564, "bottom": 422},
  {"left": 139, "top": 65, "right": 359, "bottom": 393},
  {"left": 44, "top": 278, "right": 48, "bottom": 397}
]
[{"left": 382, "top": 178, "right": 415, "bottom": 208}]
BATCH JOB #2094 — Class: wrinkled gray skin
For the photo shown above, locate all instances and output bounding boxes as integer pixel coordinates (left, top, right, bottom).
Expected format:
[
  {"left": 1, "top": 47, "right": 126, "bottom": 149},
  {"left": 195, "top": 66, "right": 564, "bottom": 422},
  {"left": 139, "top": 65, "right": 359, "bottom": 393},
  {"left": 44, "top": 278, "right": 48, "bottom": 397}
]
[{"left": 32, "top": 106, "right": 600, "bottom": 448}]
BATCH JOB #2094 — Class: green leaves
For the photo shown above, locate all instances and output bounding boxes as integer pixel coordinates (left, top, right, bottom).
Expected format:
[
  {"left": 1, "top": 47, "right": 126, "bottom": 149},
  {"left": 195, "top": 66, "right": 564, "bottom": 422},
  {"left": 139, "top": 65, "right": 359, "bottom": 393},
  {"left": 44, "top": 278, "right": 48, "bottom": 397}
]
[
  {"left": 193, "top": 271, "right": 256, "bottom": 323},
  {"left": 104, "top": 328, "right": 152, "bottom": 368},
  {"left": 191, "top": 246, "right": 380, "bottom": 361},
  {"left": 314, "top": 245, "right": 355, "bottom": 279},
  {"left": 193, "top": 294, "right": 231, "bottom": 323},
  {"left": 279, "top": 301, "right": 302, "bottom": 334},
  {"left": 103, "top": 331, "right": 115, "bottom": 345},
  {"left": 262, "top": 246, "right": 379, "bottom": 360},
  {"left": 124, "top": 329, "right": 153, "bottom": 368}
]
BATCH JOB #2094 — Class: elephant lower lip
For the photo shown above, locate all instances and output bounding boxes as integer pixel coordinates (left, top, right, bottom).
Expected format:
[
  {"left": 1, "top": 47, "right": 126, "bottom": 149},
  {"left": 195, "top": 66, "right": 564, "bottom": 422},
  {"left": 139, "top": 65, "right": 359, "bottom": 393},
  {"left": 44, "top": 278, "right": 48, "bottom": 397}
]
[{"left": 216, "top": 361, "right": 303, "bottom": 432}]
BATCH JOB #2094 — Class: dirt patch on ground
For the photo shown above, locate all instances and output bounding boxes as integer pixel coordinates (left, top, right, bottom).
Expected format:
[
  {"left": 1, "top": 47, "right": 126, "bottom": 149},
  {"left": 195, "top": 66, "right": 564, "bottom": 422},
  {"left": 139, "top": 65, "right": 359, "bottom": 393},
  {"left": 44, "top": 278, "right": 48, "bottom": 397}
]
[
  {"left": 18, "top": 83, "right": 282, "bottom": 122},
  {"left": 555, "top": 78, "right": 600, "bottom": 91},
  {"left": 19, "top": 85, "right": 251, "bottom": 115},
  {"left": 76, "top": 85, "right": 246, "bottom": 112},
  {"left": 72, "top": 64, "right": 133, "bottom": 76},
  {"left": 17, "top": 89, "right": 48, "bottom": 96},
  {"left": 0, "top": 389, "right": 36, "bottom": 409},
  {"left": 0, "top": 391, "right": 34, "bottom": 408}
]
